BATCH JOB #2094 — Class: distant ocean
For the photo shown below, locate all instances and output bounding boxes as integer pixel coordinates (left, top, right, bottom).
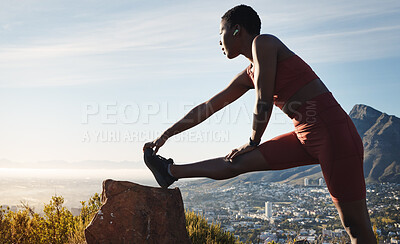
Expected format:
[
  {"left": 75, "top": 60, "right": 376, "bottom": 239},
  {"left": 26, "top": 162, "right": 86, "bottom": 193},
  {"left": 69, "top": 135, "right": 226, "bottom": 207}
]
[{"left": 0, "top": 168, "right": 156, "bottom": 212}]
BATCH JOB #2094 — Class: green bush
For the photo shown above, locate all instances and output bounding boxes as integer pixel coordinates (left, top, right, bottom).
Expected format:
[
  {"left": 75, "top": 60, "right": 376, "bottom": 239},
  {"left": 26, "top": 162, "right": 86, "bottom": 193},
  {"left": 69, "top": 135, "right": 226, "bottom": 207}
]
[
  {"left": 0, "top": 194, "right": 241, "bottom": 244},
  {"left": 185, "top": 210, "right": 241, "bottom": 244},
  {"left": 0, "top": 194, "right": 100, "bottom": 244},
  {"left": 0, "top": 196, "right": 76, "bottom": 244}
]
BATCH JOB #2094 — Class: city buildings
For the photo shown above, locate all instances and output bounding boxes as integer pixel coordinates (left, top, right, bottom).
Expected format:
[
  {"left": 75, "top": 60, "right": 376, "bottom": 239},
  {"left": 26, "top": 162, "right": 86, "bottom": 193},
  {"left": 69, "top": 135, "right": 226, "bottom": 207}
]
[
  {"left": 265, "top": 201, "right": 272, "bottom": 218},
  {"left": 177, "top": 180, "right": 400, "bottom": 243}
]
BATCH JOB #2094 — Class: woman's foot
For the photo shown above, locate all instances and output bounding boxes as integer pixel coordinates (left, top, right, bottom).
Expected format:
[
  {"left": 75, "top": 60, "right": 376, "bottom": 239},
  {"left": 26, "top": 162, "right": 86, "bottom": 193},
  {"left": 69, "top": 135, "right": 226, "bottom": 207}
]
[{"left": 143, "top": 148, "right": 178, "bottom": 188}]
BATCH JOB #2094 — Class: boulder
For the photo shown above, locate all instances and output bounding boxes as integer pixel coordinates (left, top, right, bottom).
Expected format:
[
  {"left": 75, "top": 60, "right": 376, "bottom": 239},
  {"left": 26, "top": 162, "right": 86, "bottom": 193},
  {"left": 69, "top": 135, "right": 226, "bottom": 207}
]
[{"left": 85, "top": 179, "right": 190, "bottom": 244}]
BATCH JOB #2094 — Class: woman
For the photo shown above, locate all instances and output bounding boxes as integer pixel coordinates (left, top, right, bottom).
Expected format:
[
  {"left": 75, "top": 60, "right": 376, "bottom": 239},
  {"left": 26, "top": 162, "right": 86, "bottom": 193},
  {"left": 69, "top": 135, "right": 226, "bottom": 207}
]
[{"left": 143, "top": 5, "right": 376, "bottom": 243}]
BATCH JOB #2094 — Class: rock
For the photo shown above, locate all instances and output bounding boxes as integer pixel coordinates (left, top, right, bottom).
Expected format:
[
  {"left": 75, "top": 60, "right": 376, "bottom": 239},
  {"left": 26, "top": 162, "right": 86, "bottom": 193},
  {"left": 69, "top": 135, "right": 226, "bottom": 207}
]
[
  {"left": 349, "top": 104, "right": 382, "bottom": 136},
  {"left": 85, "top": 179, "right": 191, "bottom": 244}
]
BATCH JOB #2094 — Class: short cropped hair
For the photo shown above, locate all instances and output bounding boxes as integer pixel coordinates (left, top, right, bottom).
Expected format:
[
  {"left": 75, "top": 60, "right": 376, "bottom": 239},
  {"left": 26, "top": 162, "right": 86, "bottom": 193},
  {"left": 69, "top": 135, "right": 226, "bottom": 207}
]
[{"left": 221, "top": 5, "right": 261, "bottom": 36}]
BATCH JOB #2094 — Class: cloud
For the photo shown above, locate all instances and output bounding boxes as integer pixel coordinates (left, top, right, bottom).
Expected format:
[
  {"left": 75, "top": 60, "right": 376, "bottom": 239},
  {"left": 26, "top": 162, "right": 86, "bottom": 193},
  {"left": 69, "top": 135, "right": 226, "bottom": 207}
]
[
  {"left": 285, "top": 25, "right": 400, "bottom": 63},
  {"left": 0, "top": 2, "right": 221, "bottom": 87},
  {"left": 0, "top": 0, "right": 399, "bottom": 87}
]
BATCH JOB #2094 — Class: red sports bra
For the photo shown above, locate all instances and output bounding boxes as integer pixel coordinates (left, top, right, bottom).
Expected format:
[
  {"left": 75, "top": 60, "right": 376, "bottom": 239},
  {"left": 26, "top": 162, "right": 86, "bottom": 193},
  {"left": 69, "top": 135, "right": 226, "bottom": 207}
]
[{"left": 246, "top": 55, "right": 319, "bottom": 110}]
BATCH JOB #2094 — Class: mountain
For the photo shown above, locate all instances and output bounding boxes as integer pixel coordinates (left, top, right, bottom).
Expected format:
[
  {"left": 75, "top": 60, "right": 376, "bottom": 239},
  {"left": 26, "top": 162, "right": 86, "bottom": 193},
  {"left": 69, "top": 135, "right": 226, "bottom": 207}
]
[
  {"left": 191, "top": 104, "right": 400, "bottom": 187},
  {"left": 350, "top": 104, "right": 400, "bottom": 183}
]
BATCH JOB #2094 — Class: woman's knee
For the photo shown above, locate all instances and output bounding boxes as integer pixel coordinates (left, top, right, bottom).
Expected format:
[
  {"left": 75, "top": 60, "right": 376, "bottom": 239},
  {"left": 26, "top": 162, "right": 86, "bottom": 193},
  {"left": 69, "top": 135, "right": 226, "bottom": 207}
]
[
  {"left": 229, "top": 156, "right": 252, "bottom": 175},
  {"left": 214, "top": 149, "right": 270, "bottom": 180},
  {"left": 207, "top": 159, "right": 241, "bottom": 180}
]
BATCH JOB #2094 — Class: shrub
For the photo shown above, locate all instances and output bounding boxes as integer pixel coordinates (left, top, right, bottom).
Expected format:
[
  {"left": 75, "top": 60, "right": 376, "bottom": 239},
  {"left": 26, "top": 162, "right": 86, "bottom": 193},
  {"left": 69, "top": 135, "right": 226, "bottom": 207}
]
[{"left": 185, "top": 210, "right": 241, "bottom": 244}]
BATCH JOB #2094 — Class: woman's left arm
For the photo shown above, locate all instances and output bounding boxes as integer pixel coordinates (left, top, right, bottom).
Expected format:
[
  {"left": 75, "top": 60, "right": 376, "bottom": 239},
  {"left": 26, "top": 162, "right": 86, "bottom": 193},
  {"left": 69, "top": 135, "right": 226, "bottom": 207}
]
[
  {"left": 251, "top": 35, "right": 277, "bottom": 143},
  {"left": 225, "top": 35, "right": 278, "bottom": 161}
]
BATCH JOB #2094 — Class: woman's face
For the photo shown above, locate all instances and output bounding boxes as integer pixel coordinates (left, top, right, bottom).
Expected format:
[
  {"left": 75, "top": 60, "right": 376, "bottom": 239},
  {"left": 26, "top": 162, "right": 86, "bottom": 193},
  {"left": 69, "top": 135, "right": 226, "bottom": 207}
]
[{"left": 219, "top": 20, "right": 239, "bottom": 59}]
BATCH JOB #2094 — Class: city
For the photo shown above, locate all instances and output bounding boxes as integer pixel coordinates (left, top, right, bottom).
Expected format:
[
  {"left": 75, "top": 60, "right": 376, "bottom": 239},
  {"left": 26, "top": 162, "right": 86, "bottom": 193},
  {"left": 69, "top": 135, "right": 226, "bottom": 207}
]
[{"left": 177, "top": 179, "right": 400, "bottom": 243}]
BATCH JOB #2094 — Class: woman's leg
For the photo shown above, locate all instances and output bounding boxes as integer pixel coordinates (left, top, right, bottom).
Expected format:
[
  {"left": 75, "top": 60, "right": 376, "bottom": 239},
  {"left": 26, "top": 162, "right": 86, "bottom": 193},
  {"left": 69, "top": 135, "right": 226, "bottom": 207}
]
[
  {"left": 313, "top": 108, "right": 376, "bottom": 243},
  {"left": 170, "top": 131, "right": 318, "bottom": 180},
  {"left": 319, "top": 156, "right": 375, "bottom": 243},
  {"left": 320, "top": 154, "right": 376, "bottom": 243},
  {"left": 334, "top": 199, "right": 376, "bottom": 243},
  {"left": 170, "top": 149, "right": 266, "bottom": 180}
]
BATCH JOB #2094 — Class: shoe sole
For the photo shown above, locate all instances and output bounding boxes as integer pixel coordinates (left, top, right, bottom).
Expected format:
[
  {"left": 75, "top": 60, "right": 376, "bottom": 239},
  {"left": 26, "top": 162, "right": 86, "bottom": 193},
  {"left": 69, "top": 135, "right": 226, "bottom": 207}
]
[{"left": 143, "top": 149, "right": 169, "bottom": 188}]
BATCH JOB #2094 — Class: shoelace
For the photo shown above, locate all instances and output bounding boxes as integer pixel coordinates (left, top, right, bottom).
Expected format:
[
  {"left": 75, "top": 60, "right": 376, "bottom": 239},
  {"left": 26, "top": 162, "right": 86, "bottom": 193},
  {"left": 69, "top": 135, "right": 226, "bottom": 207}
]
[{"left": 156, "top": 154, "right": 173, "bottom": 164}]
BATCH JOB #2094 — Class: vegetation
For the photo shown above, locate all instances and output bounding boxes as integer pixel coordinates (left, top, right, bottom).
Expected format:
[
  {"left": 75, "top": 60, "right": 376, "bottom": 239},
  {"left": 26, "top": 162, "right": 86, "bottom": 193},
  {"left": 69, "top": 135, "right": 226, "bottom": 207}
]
[
  {"left": 185, "top": 210, "right": 241, "bottom": 244},
  {"left": 0, "top": 194, "right": 239, "bottom": 244},
  {"left": 0, "top": 193, "right": 101, "bottom": 244}
]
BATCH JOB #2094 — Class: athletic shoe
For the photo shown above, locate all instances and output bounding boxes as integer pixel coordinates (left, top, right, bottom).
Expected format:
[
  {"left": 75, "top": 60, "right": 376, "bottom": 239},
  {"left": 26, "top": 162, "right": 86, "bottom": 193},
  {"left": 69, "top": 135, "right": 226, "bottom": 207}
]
[{"left": 143, "top": 148, "right": 178, "bottom": 188}]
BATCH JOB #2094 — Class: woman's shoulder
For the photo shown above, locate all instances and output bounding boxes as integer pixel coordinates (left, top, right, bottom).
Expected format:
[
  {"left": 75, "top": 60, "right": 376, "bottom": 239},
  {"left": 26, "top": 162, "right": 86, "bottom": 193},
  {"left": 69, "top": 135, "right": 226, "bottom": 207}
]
[
  {"left": 252, "top": 34, "right": 282, "bottom": 52},
  {"left": 253, "top": 34, "right": 294, "bottom": 59},
  {"left": 253, "top": 34, "right": 280, "bottom": 44}
]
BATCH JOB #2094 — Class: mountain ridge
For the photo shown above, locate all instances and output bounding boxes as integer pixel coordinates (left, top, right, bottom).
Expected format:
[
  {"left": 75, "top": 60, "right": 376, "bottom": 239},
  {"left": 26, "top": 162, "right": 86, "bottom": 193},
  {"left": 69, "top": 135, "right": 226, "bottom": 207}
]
[{"left": 352, "top": 104, "right": 400, "bottom": 183}]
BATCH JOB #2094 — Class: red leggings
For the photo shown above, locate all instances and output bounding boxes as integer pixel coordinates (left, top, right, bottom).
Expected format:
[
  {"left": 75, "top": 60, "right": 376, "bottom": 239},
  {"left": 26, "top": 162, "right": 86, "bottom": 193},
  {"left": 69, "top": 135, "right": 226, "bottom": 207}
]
[{"left": 256, "top": 92, "right": 366, "bottom": 202}]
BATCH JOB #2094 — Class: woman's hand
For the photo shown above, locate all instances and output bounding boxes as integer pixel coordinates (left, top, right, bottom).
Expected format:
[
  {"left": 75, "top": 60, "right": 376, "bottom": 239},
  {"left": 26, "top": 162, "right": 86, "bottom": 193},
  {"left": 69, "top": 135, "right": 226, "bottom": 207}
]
[
  {"left": 225, "top": 143, "right": 257, "bottom": 162},
  {"left": 143, "top": 134, "right": 168, "bottom": 155}
]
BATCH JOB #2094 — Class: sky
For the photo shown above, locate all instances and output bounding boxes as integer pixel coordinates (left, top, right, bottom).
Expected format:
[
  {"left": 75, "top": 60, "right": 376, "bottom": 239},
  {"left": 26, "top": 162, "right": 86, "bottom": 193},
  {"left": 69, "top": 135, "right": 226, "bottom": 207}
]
[{"left": 1, "top": 0, "right": 400, "bottom": 166}]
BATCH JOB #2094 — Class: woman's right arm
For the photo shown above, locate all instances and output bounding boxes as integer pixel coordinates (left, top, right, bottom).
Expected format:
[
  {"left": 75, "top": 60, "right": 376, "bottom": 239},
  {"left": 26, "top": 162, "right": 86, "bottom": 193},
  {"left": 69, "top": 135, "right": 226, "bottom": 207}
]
[{"left": 143, "top": 69, "right": 253, "bottom": 154}]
